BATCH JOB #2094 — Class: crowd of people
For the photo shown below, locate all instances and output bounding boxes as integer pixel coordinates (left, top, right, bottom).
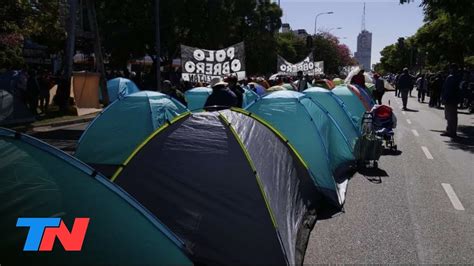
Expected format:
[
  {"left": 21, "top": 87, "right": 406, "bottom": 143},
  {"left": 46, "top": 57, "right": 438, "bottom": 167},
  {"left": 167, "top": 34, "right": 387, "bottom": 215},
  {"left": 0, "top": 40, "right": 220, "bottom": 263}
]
[{"left": 387, "top": 64, "right": 473, "bottom": 138}]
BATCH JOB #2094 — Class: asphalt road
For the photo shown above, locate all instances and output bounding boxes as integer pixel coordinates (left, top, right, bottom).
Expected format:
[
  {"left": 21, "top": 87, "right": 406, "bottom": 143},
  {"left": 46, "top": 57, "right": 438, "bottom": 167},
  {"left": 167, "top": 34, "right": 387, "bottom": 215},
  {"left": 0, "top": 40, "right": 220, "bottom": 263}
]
[
  {"left": 304, "top": 92, "right": 474, "bottom": 264},
  {"left": 26, "top": 91, "right": 474, "bottom": 264}
]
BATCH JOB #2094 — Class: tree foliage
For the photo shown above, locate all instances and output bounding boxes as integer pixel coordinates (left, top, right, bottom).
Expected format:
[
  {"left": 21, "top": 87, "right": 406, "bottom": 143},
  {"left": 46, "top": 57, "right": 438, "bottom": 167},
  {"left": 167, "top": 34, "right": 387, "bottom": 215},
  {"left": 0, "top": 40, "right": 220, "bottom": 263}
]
[
  {"left": 0, "top": 0, "right": 65, "bottom": 68},
  {"left": 379, "top": 0, "right": 474, "bottom": 73}
]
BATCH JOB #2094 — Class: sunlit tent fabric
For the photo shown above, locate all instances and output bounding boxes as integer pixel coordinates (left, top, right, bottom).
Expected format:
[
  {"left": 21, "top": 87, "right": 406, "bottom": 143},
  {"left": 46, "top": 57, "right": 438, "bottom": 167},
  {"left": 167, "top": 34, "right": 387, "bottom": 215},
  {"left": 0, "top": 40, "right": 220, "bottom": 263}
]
[
  {"left": 110, "top": 110, "right": 319, "bottom": 265},
  {"left": 0, "top": 71, "right": 34, "bottom": 125},
  {"left": 106, "top": 77, "right": 140, "bottom": 102},
  {"left": 332, "top": 84, "right": 368, "bottom": 130},
  {"left": 267, "top": 85, "right": 287, "bottom": 92},
  {"left": 0, "top": 128, "right": 192, "bottom": 265},
  {"left": 304, "top": 87, "right": 360, "bottom": 148},
  {"left": 246, "top": 91, "right": 354, "bottom": 205},
  {"left": 184, "top": 87, "right": 212, "bottom": 111},
  {"left": 75, "top": 91, "right": 188, "bottom": 176}
]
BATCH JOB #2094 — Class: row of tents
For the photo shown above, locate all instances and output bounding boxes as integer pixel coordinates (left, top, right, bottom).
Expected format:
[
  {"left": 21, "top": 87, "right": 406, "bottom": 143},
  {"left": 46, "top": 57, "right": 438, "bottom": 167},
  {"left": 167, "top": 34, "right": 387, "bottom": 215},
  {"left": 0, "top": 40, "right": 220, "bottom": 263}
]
[{"left": 1, "top": 82, "right": 376, "bottom": 264}]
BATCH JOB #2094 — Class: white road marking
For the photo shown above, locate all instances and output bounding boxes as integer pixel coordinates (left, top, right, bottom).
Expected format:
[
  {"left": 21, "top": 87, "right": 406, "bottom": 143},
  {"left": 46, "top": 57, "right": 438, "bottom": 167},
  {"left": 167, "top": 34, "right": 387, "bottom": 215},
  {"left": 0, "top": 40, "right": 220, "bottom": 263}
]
[
  {"left": 406, "top": 119, "right": 412, "bottom": 124},
  {"left": 441, "top": 183, "right": 465, "bottom": 211},
  {"left": 412, "top": 129, "right": 419, "bottom": 136},
  {"left": 421, "top": 146, "right": 433, "bottom": 159},
  {"left": 402, "top": 111, "right": 407, "bottom": 115}
]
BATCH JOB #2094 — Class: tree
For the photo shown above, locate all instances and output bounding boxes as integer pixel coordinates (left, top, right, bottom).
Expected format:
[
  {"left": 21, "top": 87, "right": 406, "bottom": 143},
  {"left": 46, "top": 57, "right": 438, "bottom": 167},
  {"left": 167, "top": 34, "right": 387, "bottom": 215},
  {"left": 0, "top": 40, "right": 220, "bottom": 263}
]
[{"left": 0, "top": 0, "right": 65, "bottom": 68}]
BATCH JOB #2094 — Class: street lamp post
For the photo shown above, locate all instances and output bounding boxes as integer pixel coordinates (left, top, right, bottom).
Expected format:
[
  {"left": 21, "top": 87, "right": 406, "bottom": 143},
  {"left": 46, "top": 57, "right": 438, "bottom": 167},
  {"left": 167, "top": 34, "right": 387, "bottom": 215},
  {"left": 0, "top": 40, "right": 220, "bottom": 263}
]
[{"left": 314, "top": 11, "right": 334, "bottom": 35}]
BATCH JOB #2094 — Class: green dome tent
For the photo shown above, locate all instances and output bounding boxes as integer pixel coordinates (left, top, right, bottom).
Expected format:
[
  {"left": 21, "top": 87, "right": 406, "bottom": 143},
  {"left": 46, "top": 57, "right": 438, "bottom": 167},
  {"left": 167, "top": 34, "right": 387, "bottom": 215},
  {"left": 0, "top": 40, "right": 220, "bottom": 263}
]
[
  {"left": 0, "top": 128, "right": 192, "bottom": 265},
  {"left": 303, "top": 87, "right": 360, "bottom": 147},
  {"left": 246, "top": 91, "right": 355, "bottom": 205},
  {"left": 331, "top": 84, "right": 368, "bottom": 131},
  {"left": 110, "top": 110, "right": 319, "bottom": 265},
  {"left": 184, "top": 87, "right": 212, "bottom": 111},
  {"left": 75, "top": 91, "right": 188, "bottom": 176}
]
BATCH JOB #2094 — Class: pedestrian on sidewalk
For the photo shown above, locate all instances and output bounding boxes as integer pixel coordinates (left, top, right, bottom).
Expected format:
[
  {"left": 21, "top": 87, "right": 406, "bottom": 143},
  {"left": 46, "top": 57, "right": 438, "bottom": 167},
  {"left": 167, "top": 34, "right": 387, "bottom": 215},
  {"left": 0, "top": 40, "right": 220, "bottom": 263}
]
[
  {"left": 441, "top": 64, "right": 461, "bottom": 138},
  {"left": 416, "top": 74, "right": 428, "bottom": 103},
  {"left": 397, "top": 68, "right": 414, "bottom": 110},
  {"left": 373, "top": 73, "right": 385, "bottom": 105}
]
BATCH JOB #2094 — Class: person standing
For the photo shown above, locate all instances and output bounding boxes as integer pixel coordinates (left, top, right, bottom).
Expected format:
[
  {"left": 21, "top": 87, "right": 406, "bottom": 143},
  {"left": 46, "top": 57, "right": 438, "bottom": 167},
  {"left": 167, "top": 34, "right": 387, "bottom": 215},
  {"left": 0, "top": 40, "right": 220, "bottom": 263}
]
[
  {"left": 204, "top": 77, "right": 237, "bottom": 108},
  {"left": 373, "top": 74, "right": 385, "bottom": 105},
  {"left": 416, "top": 74, "right": 428, "bottom": 103},
  {"left": 429, "top": 73, "right": 443, "bottom": 108},
  {"left": 26, "top": 69, "right": 40, "bottom": 115},
  {"left": 296, "top": 71, "right": 308, "bottom": 92},
  {"left": 441, "top": 64, "right": 461, "bottom": 138},
  {"left": 227, "top": 75, "right": 244, "bottom": 108},
  {"left": 397, "top": 68, "right": 414, "bottom": 110}
]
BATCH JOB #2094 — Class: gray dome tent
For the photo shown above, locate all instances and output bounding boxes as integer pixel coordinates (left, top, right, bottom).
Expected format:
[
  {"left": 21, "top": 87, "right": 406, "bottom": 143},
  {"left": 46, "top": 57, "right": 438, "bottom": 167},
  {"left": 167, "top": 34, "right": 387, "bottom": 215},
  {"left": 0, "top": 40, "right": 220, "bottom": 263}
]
[
  {"left": 110, "top": 109, "right": 319, "bottom": 265},
  {"left": 0, "top": 128, "right": 192, "bottom": 265}
]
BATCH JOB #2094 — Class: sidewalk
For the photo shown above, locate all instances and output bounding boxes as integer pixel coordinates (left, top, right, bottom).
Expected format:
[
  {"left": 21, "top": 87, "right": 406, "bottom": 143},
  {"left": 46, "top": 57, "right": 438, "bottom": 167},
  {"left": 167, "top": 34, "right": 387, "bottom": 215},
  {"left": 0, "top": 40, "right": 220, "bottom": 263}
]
[{"left": 6, "top": 112, "right": 99, "bottom": 132}]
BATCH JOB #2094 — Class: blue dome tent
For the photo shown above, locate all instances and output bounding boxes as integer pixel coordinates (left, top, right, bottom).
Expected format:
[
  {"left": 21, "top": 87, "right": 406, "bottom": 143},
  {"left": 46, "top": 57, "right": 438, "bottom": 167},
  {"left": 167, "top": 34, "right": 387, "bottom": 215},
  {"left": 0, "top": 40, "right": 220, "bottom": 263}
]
[
  {"left": 304, "top": 87, "right": 360, "bottom": 148},
  {"left": 75, "top": 91, "right": 188, "bottom": 176},
  {"left": 106, "top": 77, "right": 140, "bottom": 102},
  {"left": 246, "top": 91, "right": 355, "bottom": 205}
]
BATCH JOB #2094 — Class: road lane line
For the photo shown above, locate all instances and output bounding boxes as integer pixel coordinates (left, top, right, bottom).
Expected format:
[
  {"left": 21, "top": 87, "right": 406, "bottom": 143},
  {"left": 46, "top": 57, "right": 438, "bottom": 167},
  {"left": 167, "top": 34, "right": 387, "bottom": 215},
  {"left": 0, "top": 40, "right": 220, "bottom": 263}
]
[
  {"left": 441, "top": 183, "right": 465, "bottom": 211},
  {"left": 412, "top": 129, "right": 419, "bottom": 136},
  {"left": 402, "top": 111, "right": 407, "bottom": 115},
  {"left": 421, "top": 146, "right": 433, "bottom": 159},
  {"left": 406, "top": 119, "right": 412, "bottom": 124}
]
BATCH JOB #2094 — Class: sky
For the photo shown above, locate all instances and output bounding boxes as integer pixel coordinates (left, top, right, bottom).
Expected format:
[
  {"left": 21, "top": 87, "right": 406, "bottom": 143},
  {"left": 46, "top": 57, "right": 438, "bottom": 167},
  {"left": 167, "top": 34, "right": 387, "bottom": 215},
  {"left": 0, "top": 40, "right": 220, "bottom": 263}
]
[{"left": 279, "top": 0, "right": 425, "bottom": 66}]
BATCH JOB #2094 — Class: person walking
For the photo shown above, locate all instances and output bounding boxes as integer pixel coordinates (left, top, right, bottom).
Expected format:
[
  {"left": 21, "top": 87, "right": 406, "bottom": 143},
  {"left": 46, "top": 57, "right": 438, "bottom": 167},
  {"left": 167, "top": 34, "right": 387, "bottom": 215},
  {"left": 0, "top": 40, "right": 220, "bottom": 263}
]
[
  {"left": 373, "top": 73, "right": 385, "bottom": 105},
  {"left": 441, "top": 64, "right": 461, "bottom": 138},
  {"left": 416, "top": 74, "right": 428, "bottom": 103},
  {"left": 397, "top": 68, "right": 414, "bottom": 110}
]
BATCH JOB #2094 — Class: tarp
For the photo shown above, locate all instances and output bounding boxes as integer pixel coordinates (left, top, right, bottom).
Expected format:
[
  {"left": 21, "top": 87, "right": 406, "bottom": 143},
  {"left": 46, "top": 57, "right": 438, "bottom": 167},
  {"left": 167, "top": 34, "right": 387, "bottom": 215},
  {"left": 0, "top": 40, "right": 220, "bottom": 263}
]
[
  {"left": 106, "top": 77, "right": 140, "bottom": 102},
  {"left": 304, "top": 87, "right": 361, "bottom": 150},
  {"left": 246, "top": 91, "right": 355, "bottom": 205},
  {"left": 71, "top": 72, "right": 102, "bottom": 116},
  {"left": 75, "top": 91, "right": 188, "bottom": 176},
  {"left": 110, "top": 110, "right": 319, "bottom": 265},
  {"left": 184, "top": 87, "right": 212, "bottom": 111},
  {"left": 181, "top": 42, "right": 246, "bottom": 82},
  {"left": 0, "top": 128, "right": 192, "bottom": 265},
  {"left": 331, "top": 84, "right": 367, "bottom": 131}
]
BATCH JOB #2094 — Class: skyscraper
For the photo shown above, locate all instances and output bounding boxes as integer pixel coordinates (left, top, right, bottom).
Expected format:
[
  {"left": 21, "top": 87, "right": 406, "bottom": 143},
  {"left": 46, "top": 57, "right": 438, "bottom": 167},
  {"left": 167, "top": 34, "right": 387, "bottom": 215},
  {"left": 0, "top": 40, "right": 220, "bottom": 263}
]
[{"left": 354, "top": 3, "right": 372, "bottom": 70}]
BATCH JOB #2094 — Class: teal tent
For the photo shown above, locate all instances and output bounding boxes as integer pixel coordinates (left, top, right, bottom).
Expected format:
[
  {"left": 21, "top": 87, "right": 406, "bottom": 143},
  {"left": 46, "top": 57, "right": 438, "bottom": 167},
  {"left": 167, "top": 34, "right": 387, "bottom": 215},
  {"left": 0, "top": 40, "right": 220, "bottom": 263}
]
[
  {"left": 106, "top": 77, "right": 140, "bottom": 102},
  {"left": 246, "top": 91, "right": 354, "bottom": 205},
  {"left": 331, "top": 84, "right": 367, "bottom": 131},
  {"left": 75, "top": 91, "right": 188, "bottom": 176},
  {"left": 303, "top": 87, "right": 360, "bottom": 148},
  {"left": 0, "top": 128, "right": 192, "bottom": 265},
  {"left": 185, "top": 87, "right": 259, "bottom": 110},
  {"left": 242, "top": 87, "right": 259, "bottom": 107},
  {"left": 184, "top": 87, "right": 212, "bottom": 111}
]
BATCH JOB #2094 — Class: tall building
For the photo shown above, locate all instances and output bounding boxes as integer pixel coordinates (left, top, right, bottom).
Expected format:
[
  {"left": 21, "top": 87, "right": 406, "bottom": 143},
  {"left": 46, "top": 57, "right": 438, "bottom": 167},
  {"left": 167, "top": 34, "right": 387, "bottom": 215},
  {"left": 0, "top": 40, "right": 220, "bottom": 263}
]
[{"left": 354, "top": 3, "right": 372, "bottom": 70}]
